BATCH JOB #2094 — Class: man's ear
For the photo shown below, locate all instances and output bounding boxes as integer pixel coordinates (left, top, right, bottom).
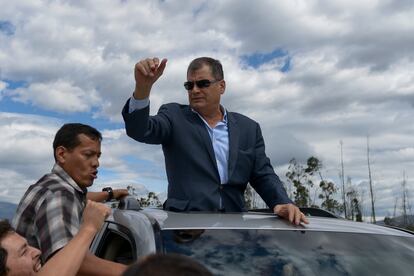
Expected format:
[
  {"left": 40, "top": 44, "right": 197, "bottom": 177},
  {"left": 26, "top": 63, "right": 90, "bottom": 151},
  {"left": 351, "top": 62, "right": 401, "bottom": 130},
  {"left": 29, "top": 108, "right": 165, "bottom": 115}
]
[
  {"left": 220, "top": 80, "right": 226, "bottom": 95},
  {"left": 55, "top": 146, "right": 67, "bottom": 164}
]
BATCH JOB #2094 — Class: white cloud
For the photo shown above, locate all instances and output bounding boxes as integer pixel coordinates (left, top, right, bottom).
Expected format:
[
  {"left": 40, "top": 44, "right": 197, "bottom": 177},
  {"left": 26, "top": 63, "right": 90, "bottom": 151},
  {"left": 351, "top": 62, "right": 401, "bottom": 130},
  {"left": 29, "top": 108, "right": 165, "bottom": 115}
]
[
  {"left": 9, "top": 80, "right": 102, "bottom": 113},
  {"left": 0, "top": 168, "right": 33, "bottom": 204},
  {"left": 0, "top": 80, "right": 6, "bottom": 91},
  {"left": 0, "top": 80, "right": 6, "bottom": 100},
  {"left": 0, "top": 112, "right": 58, "bottom": 203}
]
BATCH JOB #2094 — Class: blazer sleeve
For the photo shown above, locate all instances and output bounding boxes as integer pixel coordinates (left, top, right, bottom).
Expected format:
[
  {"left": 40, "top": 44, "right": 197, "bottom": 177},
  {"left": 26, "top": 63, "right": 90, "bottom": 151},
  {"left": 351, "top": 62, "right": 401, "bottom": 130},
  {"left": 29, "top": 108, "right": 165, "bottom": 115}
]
[
  {"left": 249, "top": 123, "right": 293, "bottom": 209},
  {"left": 122, "top": 99, "right": 172, "bottom": 145}
]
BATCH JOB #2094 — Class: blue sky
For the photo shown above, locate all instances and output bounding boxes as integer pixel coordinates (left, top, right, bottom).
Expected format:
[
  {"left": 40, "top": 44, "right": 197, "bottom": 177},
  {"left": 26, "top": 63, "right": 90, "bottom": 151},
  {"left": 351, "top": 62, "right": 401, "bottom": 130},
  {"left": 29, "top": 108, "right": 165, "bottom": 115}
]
[{"left": 1, "top": 0, "right": 414, "bottom": 219}]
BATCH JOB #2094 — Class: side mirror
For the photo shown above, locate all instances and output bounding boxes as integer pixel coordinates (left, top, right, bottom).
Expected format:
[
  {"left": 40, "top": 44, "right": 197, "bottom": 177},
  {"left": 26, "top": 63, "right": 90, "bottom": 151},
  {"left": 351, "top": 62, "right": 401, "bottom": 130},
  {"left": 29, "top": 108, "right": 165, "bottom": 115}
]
[{"left": 118, "top": 196, "right": 142, "bottom": 211}]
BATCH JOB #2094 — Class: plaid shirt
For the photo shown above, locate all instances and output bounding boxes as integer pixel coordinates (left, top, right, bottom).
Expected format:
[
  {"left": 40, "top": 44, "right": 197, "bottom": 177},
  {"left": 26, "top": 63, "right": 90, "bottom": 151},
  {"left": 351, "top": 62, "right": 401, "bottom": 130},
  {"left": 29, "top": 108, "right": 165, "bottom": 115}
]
[{"left": 12, "top": 164, "right": 87, "bottom": 262}]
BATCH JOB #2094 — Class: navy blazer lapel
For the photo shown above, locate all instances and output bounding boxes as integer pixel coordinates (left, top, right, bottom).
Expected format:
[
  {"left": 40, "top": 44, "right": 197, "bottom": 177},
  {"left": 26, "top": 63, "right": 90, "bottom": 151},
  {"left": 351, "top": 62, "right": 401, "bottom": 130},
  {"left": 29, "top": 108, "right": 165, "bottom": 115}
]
[
  {"left": 227, "top": 112, "right": 239, "bottom": 180},
  {"left": 184, "top": 108, "right": 218, "bottom": 172}
]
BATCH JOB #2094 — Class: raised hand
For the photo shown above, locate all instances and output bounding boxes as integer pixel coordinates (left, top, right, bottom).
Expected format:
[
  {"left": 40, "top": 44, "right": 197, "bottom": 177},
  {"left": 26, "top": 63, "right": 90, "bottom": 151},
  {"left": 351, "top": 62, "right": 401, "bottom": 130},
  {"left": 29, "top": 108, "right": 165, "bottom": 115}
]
[
  {"left": 81, "top": 200, "right": 111, "bottom": 233},
  {"left": 133, "top": 57, "right": 168, "bottom": 99}
]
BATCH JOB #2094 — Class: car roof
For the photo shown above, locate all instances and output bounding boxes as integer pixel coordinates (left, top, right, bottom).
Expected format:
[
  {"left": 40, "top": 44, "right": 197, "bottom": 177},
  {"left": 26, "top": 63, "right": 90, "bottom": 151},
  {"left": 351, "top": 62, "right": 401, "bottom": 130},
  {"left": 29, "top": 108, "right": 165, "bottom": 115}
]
[{"left": 137, "top": 208, "right": 414, "bottom": 237}]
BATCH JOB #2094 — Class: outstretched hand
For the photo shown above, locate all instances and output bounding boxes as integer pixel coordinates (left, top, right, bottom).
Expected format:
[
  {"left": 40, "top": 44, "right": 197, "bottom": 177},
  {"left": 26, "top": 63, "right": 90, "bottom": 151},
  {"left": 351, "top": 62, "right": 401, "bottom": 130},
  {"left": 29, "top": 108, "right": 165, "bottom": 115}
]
[
  {"left": 274, "top": 203, "right": 309, "bottom": 225},
  {"left": 133, "top": 57, "right": 167, "bottom": 99}
]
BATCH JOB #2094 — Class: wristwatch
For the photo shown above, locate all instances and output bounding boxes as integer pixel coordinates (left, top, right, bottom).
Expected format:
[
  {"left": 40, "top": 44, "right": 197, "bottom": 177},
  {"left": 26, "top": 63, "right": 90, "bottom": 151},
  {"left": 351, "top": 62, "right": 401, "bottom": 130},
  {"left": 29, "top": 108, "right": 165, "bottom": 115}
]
[{"left": 102, "top": 187, "right": 114, "bottom": 201}]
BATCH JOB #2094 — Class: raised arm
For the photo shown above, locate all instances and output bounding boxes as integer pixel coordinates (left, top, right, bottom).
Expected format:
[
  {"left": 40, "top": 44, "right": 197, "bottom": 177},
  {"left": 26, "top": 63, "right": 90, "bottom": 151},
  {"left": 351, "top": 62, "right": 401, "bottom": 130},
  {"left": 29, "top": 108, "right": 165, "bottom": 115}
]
[{"left": 122, "top": 57, "right": 173, "bottom": 145}]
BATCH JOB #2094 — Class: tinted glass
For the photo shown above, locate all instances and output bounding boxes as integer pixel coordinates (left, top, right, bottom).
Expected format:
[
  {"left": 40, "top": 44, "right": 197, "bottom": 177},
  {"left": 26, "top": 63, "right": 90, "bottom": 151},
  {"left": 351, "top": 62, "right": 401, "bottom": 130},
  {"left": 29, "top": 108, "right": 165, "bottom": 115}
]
[{"left": 162, "top": 229, "right": 414, "bottom": 276}]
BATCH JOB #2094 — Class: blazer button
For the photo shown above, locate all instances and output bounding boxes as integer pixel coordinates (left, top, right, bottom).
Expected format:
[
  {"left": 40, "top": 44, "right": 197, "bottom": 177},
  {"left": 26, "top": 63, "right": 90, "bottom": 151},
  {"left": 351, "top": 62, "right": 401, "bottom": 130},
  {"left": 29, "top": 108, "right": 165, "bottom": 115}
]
[{"left": 219, "top": 184, "right": 223, "bottom": 190}]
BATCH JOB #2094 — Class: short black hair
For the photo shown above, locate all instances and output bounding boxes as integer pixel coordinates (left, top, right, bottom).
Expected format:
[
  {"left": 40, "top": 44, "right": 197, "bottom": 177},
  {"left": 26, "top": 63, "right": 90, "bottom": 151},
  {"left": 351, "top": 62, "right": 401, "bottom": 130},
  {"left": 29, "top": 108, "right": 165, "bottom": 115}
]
[
  {"left": 53, "top": 123, "right": 102, "bottom": 161},
  {"left": 122, "top": 253, "right": 212, "bottom": 276},
  {"left": 0, "top": 220, "right": 14, "bottom": 276},
  {"left": 187, "top": 57, "right": 224, "bottom": 81}
]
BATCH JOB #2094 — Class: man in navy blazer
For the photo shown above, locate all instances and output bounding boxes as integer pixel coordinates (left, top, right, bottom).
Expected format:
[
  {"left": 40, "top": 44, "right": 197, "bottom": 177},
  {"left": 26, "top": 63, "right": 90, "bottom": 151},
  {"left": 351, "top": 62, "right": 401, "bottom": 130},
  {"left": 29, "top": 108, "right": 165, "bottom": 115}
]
[{"left": 122, "top": 57, "right": 308, "bottom": 225}]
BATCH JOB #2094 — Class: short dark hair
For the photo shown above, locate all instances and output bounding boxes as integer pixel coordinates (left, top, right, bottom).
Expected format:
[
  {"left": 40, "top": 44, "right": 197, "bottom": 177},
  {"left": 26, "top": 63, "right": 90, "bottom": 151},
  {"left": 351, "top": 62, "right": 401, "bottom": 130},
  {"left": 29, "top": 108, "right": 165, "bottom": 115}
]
[
  {"left": 0, "top": 220, "right": 14, "bottom": 276},
  {"left": 122, "top": 253, "right": 212, "bottom": 276},
  {"left": 53, "top": 123, "right": 102, "bottom": 161},
  {"left": 187, "top": 57, "right": 224, "bottom": 81}
]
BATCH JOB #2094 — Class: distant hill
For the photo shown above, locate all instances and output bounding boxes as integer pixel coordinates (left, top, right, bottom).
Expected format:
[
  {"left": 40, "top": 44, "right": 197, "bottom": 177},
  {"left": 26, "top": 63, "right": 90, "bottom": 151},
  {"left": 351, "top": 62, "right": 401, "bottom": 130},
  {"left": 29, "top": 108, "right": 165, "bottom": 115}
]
[
  {"left": 378, "top": 215, "right": 414, "bottom": 229},
  {"left": 0, "top": 201, "right": 18, "bottom": 220},
  {"left": 390, "top": 215, "right": 414, "bottom": 226}
]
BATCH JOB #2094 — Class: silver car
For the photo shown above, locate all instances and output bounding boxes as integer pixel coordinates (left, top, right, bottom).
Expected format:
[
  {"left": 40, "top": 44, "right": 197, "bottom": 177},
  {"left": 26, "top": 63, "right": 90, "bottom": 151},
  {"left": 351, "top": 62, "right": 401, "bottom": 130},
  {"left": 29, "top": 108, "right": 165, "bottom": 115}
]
[{"left": 91, "top": 197, "right": 414, "bottom": 276}]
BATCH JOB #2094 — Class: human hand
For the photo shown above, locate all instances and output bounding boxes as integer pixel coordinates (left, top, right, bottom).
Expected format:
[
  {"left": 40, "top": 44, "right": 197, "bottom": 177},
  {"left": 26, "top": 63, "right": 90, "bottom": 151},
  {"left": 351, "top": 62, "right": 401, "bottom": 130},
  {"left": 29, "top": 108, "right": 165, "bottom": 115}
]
[
  {"left": 113, "top": 189, "right": 129, "bottom": 200},
  {"left": 133, "top": 57, "right": 167, "bottom": 99},
  {"left": 82, "top": 200, "right": 111, "bottom": 232},
  {"left": 273, "top": 203, "right": 309, "bottom": 225}
]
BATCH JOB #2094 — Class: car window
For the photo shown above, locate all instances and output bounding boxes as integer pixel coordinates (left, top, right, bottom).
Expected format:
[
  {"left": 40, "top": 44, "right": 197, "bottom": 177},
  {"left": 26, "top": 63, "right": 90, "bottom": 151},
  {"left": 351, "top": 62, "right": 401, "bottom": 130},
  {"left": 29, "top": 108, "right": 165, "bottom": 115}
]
[
  {"left": 162, "top": 229, "right": 414, "bottom": 276},
  {"left": 94, "top": 223, "right": 136, "bottom": 265}
]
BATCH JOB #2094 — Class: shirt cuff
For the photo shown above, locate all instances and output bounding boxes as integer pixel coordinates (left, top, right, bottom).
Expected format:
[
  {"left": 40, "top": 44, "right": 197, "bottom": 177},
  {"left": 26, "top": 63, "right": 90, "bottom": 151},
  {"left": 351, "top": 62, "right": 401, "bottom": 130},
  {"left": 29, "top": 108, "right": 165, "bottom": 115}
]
[{"left": 128, "top": 96, "right": 150, "bottom": 113}]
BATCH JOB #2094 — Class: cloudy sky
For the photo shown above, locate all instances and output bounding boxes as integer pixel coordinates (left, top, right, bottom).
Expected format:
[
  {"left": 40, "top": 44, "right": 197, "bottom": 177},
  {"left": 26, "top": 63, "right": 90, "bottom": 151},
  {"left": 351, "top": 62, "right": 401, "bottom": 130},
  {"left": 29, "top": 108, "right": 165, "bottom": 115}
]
[{"left": 1, "top": 0, "right": 413, "bottom": 219}]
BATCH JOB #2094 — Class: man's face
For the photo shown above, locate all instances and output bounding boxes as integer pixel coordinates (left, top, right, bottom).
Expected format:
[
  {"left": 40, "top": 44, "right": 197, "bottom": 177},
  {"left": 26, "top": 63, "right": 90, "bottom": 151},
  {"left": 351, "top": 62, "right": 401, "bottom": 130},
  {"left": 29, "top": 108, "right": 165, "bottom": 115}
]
[
  {"left": 187, "top": 64, "right": 225, "bottom": 114},
  {"left": 1, "top": 232, "right": 42, "bottom": 276},
  {"left": 56, "top": 134, "right": 101, "bottom": 189}
]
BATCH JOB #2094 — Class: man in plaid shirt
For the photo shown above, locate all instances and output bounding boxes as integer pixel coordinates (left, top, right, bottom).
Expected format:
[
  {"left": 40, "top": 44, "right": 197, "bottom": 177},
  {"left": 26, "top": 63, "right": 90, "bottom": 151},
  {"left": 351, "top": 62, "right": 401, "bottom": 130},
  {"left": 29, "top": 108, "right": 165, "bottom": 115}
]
[{"left": 13, "top": 123, "right": 126, "bottom": 275}]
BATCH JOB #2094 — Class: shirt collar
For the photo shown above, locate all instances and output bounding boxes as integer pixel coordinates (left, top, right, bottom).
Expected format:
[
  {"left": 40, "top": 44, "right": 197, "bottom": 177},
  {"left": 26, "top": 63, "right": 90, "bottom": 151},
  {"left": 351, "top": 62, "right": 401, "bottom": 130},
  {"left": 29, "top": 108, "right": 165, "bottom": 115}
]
[
  {"left": 52, "top": 163, "right": 87, "bottom": 194},
  {"left": 221, "top": 106, "right": 228, "bottom": 124},
  {"left": 191, "top": 105, "right": 228, "bottom": 124}
]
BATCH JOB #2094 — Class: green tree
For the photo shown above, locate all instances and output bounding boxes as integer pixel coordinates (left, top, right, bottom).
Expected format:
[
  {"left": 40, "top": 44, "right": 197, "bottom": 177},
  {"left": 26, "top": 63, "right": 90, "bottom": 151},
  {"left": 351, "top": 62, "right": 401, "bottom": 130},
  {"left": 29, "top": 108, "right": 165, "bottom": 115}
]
[
  {"left": 384, "top": 216, "right": 392, "bottom": 225},
  {"left": 140, "top": 192, "right": 162, "bottom": 207},
  {"left": 305, "top": 156, "right": 323, "bottom": 176},
  {"left": 286, "top": 156, "right": 344, "bottom": 212},
  {"left": 346, "top": 187, "right": 363, "bottom": 222},
  {"left": 286, "top": 158, "right": 317, "bottom": 207},
  {"left": 244, "top": 183, "right": 253, "bottom": 209},
  {"left": 306, "top": 156, "right": 323, "bottom": 207},
  {"left": 309, "top": 157, "right": 343, "bottom": 214},
  {"left": 318, "top": 180, "right": 342, "bottom": 213},
  {"left": 127, "top": 185, "right": 138, "bottom": 196}
]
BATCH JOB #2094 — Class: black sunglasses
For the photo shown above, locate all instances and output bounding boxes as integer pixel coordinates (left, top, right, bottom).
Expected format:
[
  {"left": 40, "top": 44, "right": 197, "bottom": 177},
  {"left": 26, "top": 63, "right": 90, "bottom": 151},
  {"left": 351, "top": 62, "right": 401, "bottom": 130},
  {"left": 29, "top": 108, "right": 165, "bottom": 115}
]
[{"left": 183, "top": 79, "right": 221, "bottom": 91}]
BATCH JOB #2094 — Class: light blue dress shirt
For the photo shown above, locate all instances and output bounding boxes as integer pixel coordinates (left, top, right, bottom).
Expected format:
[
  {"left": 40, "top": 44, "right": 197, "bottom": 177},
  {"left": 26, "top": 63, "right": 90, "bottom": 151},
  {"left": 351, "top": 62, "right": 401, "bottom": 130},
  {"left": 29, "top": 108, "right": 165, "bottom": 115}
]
[{"left": 128, "top": 97, "right": 229, "bottom": 184}]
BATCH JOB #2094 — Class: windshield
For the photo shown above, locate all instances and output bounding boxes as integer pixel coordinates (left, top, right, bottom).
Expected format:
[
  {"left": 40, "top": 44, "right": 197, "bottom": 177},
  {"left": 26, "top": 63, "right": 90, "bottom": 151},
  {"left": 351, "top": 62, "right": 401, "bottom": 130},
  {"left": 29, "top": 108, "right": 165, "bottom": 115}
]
[{"left": 161, "top": 229, "right": 414, "bottom": 276}]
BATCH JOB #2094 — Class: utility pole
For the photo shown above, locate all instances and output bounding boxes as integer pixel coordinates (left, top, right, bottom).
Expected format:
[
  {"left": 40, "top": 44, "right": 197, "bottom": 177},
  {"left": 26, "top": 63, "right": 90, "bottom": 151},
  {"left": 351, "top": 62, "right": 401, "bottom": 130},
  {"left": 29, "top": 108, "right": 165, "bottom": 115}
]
[
  {"left": 402, "top": 171, "right": 408, "bottom": 226},
  {"left": 367, "top": 136, "right": 376, "bottom": 223},
  {"left": 393, "top": 197, "right": 398, "bottom": 218},
  {"left": 340, "top": 140, "right": 347, "bottom": 219}
]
